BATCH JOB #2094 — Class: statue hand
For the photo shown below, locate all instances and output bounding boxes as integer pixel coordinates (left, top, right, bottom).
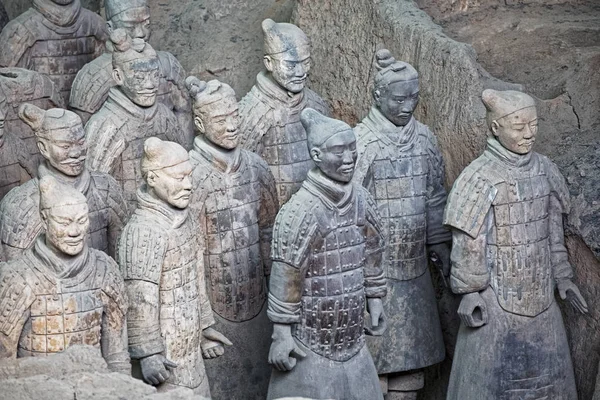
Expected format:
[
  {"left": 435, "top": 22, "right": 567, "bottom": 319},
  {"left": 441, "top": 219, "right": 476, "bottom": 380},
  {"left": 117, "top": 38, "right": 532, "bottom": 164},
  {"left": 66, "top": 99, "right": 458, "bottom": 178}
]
[
  {"left": 558, "top": 279, "right": 588, "bottom": 314},
  {"left": 268, "top": 324, "right": 306, "bottom": 372},
  {"left": 428, "top": 242, "right": 451, "bottom": 286},
  {"left": 201, "top": 327, "right": 233, "bottom": 359},
  {"left": 140, "top": 354, "right": 178, "bottom": 386},
  {"left": 458, "top": 292, "right": 488, "bottom": 328},
  {"left": 365, "top": 297, "right": 387, "bottom": 336}
]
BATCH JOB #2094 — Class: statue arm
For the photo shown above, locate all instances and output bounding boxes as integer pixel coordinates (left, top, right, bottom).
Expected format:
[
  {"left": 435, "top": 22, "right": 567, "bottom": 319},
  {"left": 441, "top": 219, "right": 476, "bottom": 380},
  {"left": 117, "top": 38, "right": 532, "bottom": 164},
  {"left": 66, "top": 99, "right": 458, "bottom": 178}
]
[
  {"left": 364, "top": 191, "right": 387, "bottom": 298},
  {"left": 549, "top": 195, "right": 573, "bottom": 282},
  {"left": 0, "top": 266, "right": 33, "bottom": 358},
  {"left": 197, "top": 256, "right": 216, "bottom": 331},
  {"left": 425, "top": 133, "right": 452, "bottom": 245},
  {"left": 256, "top": 156, "right": 278, "bottom": 276},
  {"left": 105, "top": 176, "right": 129, "bottom": 259},
  {"left": 118, "top": 225, "right": 167, "bottom": 360},
  {"left": 85, "top": 119, "right": 126, "bottom": 174}
]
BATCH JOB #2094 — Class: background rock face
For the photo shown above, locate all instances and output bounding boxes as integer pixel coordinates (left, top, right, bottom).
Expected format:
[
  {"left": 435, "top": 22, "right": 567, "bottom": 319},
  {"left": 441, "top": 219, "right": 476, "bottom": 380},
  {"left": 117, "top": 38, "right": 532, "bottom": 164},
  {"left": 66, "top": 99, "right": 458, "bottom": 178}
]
[{"left": 293, "top": 1, "right": 600, "bottom": 399}]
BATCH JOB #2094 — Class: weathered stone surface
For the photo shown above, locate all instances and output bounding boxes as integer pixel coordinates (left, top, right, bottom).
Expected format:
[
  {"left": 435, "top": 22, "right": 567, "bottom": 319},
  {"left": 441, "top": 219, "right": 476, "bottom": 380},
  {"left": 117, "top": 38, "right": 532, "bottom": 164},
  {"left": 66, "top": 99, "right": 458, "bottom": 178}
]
[
  {"left": 0, "top": 1, "right": 8, "bottom": 31},
  {"left": 0, "top": 346, "right": 207, "bottom": 400}
]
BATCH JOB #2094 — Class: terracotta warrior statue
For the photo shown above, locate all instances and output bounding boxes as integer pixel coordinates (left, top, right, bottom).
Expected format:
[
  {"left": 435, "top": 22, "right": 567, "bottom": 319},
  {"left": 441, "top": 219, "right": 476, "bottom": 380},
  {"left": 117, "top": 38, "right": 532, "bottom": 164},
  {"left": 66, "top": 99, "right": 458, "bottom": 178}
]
[
  {"left": 0, "top": 104, "right": 128, "bottom": 262},
  {"left": 85, "top": 29, "right": 183, "bottom": 210},
  {"left": 0, "top": 99, "right": 35, "bottom": 202},
  {"left": 70, "top": 0, "right": 193, "bottom": 145},
  {"left": 0, "top": 0, "right": 107, "bottom": 102},
  {"left": 266, "top": 108, "right": 387, "bottom": 400},
  {"left": 0, "top": 175, "right": 130, "bottom": 373},
  {"left": 444, "top": 89, "right": 587, "bottom": 399},
  {"left": 119, "top": 137, "right": 231, "bottom": 395},
  {"left": 238, "top": 19, "right": 330, "bottom": 208},
  {"left": 0, "top": 67, "right": 64, "bottom": 158},
  {"left": 354, "top": 50, "right": 449, "bottom": 400},
  {"left": 186, "top": 77, "right": 278, "bottom": 399}
]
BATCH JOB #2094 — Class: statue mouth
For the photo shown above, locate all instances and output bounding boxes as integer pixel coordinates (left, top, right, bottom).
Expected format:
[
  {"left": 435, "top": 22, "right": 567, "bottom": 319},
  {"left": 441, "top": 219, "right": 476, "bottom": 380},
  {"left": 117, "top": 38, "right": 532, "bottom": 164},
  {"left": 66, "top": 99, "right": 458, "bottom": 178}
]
[{"left": 63, "top": 238, "right": 84, "bottom": 246}]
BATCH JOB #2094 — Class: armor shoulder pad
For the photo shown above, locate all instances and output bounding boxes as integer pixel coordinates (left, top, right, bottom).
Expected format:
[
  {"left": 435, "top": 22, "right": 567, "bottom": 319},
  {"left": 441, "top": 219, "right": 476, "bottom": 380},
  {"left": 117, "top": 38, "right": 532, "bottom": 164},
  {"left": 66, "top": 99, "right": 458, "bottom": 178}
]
[
  {"left": 85, "top": 113, "right": 126, "bottom": 174},
  {"left": 69, "top": 55, "right": 114, "bottom": 114},
  {"left": 417, "top": 122, "right": 447, "bottom": 181},
  {"left": 118, "top": 222, "right": 167, "bottom": 284},
  {"left": 92, "top": 250, "right": 127, "bottom": 318},
  {"left": 238, "top": 88, "right": 274, "bottom": 152},
  {"left": 271, "top": 192, "right": 318, "bottom": 268},
  {"left": 538, "top": 153, "right": 570, "bottom": 213},
  {"left": 90, "top": 171, "right": 129, "bottom": 220},
  {"left": 14, "top": 136, "right": 36, "bottom": 178},
  {"left": 157, "top": 51, "right": 186, "bottom": 84},
  {"left": 305, "top": 88, "right": 330, "bottom": 116},
  {"left": 0, "top": 12, "right": 38, "bottom": 67},
  {"left": 443, "top": 157, "right": 498, "bottom": 238},
  {"left": 353, "top": 125, "right": 380, "bottom": 186},
  {"left": 0, "top": 181, "right": 41, "bottom": 251},
  {"left": 0, "top": 260, "right": 33, "bottom": 336},
  {"left": 359, "top": 186, "right": 383, "bottom": 233}
]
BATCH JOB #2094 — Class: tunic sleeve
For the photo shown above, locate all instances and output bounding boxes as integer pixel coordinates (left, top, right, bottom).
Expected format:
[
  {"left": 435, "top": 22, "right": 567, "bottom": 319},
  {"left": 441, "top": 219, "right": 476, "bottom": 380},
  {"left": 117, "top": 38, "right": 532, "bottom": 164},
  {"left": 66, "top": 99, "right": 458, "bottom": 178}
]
[
  {"left": 0, "top": 264, "right": 34, "bottom": 358},
  {"left": 255, "top": 154, "right": 278, "bottom": 276},
  {"left": 363, "top": 189, "right": 387, "bottom": 298},
  {"left": 424, "top": 130, "right": 451, "bottom": 245},
  {"left": 85, "top": 117, "right": 126, "bottom": 175}
]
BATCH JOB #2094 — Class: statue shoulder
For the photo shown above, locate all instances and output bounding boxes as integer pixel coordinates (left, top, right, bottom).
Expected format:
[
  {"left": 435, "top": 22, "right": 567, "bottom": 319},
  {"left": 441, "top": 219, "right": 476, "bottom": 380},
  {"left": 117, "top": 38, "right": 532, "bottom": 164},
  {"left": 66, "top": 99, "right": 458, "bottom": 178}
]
[
  {"left": 0, "top": 10, "right": 39, "bottom": 66},
  {"left": 91, "top": 249, "right": 127, "bottom": 315},
  {"left": 157, "top": 51, "right": 186, "bottom": 83},
  {"left": 238, "top": 87, "right": 275, "bottom": 151},
  {"left": 0, "top": 180, "right": 41, "bottom": 249},
  {"left": 0, "top": 258, "right": 35, "bottom": 336},
  {"left": 69, "top": 54, "right": 114, "bottom": 113},
  {"left": 537, "top": 152, "right": 570, "bottom": 213},
  {"left": 78, "top": 8, "right": 109, "bottom": 40},
  {"left": 304, "top": 88, "right": 330, "bottom": 116},
  {"left": 443, "top": 155, "right": 499, "bottom": 238},
  {"left": 118, "top": 220, "right": 167, "bottom": 283}
]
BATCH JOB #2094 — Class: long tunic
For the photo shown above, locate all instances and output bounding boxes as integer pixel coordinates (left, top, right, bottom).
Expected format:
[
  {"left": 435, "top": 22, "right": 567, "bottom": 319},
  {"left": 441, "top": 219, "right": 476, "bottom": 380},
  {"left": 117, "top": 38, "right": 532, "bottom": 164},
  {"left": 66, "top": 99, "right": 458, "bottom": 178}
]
[
  {"left": 0, "top": 237, "right": 130, "bottom": 373},
  {"left": 0, "top": 0, "right": 107, "bottom": 102},
  {"left": 69, "top": 48, "right": 193, "bottom": 146},
  {"left": 0, "top": 131, "right": 35, "bottom": 202},
  {"left": 267, "top": 169, "right": 387, "bottom": 400},
  {"left": 119, "top": 187, "right": 215, "bottom": 395},
  {"left": 354, "top": 108, "right": 448, "bottom": 374},
  {"left": 0, "top": 161, "right": 128, "bottom": 261},
  {"left": 85, "top": 88, "right": 182, "bottom": 210},
  {"left": 443, "top": 137, "right": 577, "bottom": 399},
  {"left": 189, "top": 136, "right": 278, "bottom": 399},
  {"left": 238, "top": 71, "right": 330, "bottom": 207}
]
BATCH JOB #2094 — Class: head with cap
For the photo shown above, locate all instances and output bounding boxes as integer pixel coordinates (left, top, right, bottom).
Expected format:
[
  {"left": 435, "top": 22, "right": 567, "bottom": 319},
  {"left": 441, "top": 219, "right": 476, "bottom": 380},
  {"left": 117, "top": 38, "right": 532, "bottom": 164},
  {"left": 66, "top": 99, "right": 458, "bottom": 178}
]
[
  {"left": 39, "top": 175, "right": 89, "bottom": 256},
  {"left": 186, "top": 77, "right": 240, "bottom": 149},
  {"left": 141, "top": 137, "right": 193, "bottom": 209},
  {"left": 19, "top": 104, "right": 86, "bottom": 176},
  {"left": 262, "top": 19, "right": 312, "bottom": 94},
  {"left": 482, "top": 89, "right": 538, "bottom": 154},
  {"left": 105, "top": 0, "right": 151, "bottom": 41},
  {"left": 111, "top": 28, "right": 160, "bottom": 107},
  {"left": 301, "top": 108, "right": 356, "bottom": 183},
  {"left": 372, "top": 49, "right": 419, "bottom": 127}
]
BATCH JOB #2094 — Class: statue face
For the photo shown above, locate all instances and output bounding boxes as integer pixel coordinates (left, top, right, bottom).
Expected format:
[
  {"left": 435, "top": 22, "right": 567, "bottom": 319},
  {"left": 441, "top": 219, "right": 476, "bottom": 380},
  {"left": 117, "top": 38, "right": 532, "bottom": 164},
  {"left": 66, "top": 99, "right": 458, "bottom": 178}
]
[
  {"left": 198, "top": 95, "right": 240, "bottom": 150},
  {"left": 44, "top": 203, "right": 89, "bottom": 256},
  {"left": 38, "top": 123, "right": 87, "bottom": 177},
  {"left": 114, "top": 59, "right": 160, "bottom": 107},
  {"left": 312, "top": 130, "right": 357, "bottom": 183},
  {"left": 148, "top": 161, "right": 193, "bottom": 209},
  {"left": 264, "top": 46, "right": 311, "bottom": 93},
  {"left": 492, "top": 107, "right": 538, "bottom": 154},
  {"left": 375, "top": 79, "right": 419, "bottom": 127},
  {"left": 110, "top": 7, "right": 151, "bottom": 41}
]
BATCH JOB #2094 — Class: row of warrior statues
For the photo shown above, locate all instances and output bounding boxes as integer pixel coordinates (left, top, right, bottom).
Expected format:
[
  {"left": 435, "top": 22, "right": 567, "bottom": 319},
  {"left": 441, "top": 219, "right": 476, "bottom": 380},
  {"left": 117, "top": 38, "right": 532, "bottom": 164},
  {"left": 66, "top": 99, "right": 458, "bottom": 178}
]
[{"left": 0, "top": 0, "right": 588, "bottom": 399}]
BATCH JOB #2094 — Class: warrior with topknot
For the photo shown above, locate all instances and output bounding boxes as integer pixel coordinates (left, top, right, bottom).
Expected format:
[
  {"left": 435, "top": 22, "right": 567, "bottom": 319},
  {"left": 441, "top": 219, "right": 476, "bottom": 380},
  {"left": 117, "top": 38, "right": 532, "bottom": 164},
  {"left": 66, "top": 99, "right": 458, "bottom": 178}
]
[
  {"left": 0, "top": 176, "right": 129, "bottom": 373},
  {"left": 238, "top": 19, "right": 330, "bottom": 208},
  {"left": 0, "top": 104, "right": 127, "bottom": 261}
]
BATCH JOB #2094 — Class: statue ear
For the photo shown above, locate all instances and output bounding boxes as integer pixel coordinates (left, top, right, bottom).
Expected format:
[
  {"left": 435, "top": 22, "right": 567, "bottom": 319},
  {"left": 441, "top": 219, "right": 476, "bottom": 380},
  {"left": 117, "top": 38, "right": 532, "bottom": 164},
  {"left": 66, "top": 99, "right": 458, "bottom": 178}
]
[
  {"left": 373, "top": 89, "right": 381, "bottom": 106},
  {"left": 194, "top": 116, "right": 205, "bottom": 134},
  {"left": 263, "top": 56, "right": 274, "bottom": 72},
  {"left": 146, "top": 170, "right": 158, "bottom": 188},
  {"left": 106, "top": 20, "right": 113, "bottom": 33},
  {"left": 40, "top": 210, "right": 49, "bottom": 231},
  {"left": 310, "top": 147, "right": 322, "bottom": 163},
  {"left": 37, "top": 139, "right": 49, "bottom": 160},
  {"left": 112, "top": 67, "right": 124, "bottom": 86},
  {"left": 491, "top": 120, "right": 499, "bottom": 137}
]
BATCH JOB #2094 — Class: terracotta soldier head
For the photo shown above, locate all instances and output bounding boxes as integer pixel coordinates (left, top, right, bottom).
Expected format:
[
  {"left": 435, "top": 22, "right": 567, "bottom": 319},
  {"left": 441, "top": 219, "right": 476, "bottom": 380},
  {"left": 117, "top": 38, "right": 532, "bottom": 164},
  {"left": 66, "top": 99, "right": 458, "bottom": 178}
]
[
  {"left": 482, "top": 89, "right": 538, "bottom": 155},
  {"left": 373, "top": 49, "right": 419, "bottom": 127},
  {"left": 39, "top": 175, "right": 90, "bottom": 256},
  {"left": 302, "top": 108, "right": 357, "bottom": 183},
  {"left": 141, "top": 137, "right": 193, "bottom": 209},
  {"left": 186, "top": 77, "right": 240, "bottom": 150},
  {"left": 262, "top": 19, "right": 312, "bottom": 94},
  {"left": 19, "top": 103, "right": 86, "bottom": 177},
  {"left": 105, "top": 0, "right": 151, "bottom": 41},
  {"left": 111, "top": 29, "right": 160, "bottom": 108}
]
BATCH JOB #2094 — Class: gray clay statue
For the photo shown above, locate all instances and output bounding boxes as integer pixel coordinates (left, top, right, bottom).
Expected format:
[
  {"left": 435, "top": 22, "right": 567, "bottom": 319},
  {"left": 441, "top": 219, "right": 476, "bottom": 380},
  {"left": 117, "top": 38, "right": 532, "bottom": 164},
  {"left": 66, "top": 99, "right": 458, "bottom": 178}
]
[
  {"left": 186, "top": 77, "right": 278, "bottom": 400},
  {"left": 0, "top": 0, "right": 108, "bottom": 102},
  {"left": 444, "top": 89, "right": 587, "bottom": 399},
  {"left": 119, "top": 137, "right": 231, "bottom": 396},
  {"left": 266, "top": 108, "right": 387, "bottom": 400},
  {"left": 70, "top": 0, "right": 193, "bottom": 146},
  {"left": 238, "top": 19, "right": 330, "bottom": 208},
  {"left": 0, "top": 175, "right": 130, "bottom": 373},
  {"left": 0, "top": 67, "right": 64, "bottom": 158},
  {"left": 85, "top": 29, "right": 185, "bottom": 211},
  {"left": 354, "top": 50, "right": 449, "bottom": 400},
  {"left": 0, "top": 98, "right": 35, "bottom": 203},
  {"left": 0, "top": 104, "right": 128, "bottom": 262}
]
